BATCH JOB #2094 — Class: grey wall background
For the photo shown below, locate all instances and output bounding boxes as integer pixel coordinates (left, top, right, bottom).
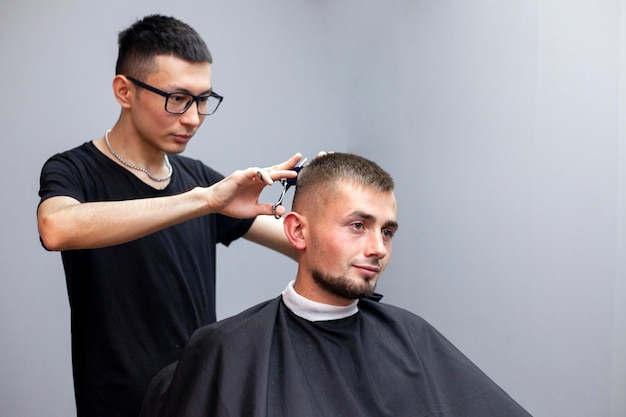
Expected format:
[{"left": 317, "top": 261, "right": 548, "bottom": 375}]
[{"left": 1, "top": 1, "right": 624, "bottom": 416}]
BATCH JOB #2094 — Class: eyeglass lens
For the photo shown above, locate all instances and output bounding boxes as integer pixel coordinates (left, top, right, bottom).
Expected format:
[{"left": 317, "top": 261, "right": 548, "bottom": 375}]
[{"left": 166, "top": 93, "right": 219, "bottom": 115}]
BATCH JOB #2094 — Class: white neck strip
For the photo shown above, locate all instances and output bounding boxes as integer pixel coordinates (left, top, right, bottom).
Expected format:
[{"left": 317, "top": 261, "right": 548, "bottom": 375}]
[{"left": 281, "top": 280, "right": 359, "bottom": 322}]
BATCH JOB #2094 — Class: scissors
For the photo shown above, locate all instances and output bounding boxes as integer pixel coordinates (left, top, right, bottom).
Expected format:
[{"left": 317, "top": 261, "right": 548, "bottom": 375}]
[{"left": 272, "top": 157, "right": 307, "bottom": 219}]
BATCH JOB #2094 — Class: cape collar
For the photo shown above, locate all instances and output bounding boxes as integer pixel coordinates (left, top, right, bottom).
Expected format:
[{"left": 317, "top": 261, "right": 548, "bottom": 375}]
[{"left": 281, "top": 280, "right": 359, "bottom": 322}]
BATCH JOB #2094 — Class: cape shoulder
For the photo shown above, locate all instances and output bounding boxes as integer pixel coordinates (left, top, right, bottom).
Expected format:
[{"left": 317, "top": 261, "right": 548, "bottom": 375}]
[{"left": 186, "top": 297, "right": 282, "bottom": 356}]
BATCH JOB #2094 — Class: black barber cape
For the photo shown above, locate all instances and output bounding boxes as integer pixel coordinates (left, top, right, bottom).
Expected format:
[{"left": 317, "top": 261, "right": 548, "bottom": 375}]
[{"left": 140, "top": 296, "right": 531, "bottom": 417}]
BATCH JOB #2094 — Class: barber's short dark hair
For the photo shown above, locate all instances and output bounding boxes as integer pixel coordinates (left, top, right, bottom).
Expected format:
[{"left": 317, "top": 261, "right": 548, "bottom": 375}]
[
  {"left": 293, "top": 153, "right": 394, "bottom": 210},
  {"left": 115, "top": 14, "right": 213, "bottom": 78}
]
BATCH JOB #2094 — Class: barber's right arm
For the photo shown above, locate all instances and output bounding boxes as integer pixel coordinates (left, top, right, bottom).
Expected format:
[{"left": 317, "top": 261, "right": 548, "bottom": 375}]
[{"left": 37, "top": 153, "right": 301, "bottom": 251}]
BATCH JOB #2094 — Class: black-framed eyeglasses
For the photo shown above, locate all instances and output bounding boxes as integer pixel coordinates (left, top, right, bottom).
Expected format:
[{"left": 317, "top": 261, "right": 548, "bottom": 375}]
[{"left": 126, "top": 76, "right": 223, "bottom": 116}]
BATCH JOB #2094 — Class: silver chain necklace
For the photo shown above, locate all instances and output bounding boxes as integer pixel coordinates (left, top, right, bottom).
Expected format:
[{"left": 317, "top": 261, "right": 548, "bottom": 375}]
[{"left": 104, "top": 129, "right": 173, "bottom": 182}]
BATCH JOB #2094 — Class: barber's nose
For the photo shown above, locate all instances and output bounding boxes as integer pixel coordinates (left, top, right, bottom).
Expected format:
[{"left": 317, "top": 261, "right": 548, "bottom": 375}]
[{"left": 180, "top": 102, "right": 202, "bottom": 126}]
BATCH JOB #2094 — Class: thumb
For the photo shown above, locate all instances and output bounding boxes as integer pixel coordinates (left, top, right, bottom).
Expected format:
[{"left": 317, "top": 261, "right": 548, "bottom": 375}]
[{"left": 256, "top": 202, "right": 287, "bottom": 219}]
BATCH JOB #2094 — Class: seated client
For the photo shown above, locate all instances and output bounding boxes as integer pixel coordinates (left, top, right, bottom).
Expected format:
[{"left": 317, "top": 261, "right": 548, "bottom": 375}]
[{"left": 140, "top": 152, "right": 531, "bottom": 417}]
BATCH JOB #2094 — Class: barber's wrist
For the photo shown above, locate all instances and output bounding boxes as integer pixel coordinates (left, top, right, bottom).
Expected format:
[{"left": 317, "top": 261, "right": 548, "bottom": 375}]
[{"left": 190, "top": 186, "right": 218, "bottom": 215}]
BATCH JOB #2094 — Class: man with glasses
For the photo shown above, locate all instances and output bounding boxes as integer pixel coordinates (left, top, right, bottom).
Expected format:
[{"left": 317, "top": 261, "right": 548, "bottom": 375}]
[{"left": 37, "top": 14, "right": 299, "bottom": 417}]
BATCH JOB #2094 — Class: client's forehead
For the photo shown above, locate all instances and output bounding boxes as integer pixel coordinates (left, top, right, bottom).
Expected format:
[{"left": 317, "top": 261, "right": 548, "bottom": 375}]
[{"left": 321, "top": 180, "right": 397, "bottom": 218}]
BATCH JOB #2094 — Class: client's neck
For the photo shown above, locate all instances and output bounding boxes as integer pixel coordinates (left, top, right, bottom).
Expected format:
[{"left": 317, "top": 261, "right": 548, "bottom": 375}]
[{"left": 281, "top": 280, "right": 358, "bottom": 321}]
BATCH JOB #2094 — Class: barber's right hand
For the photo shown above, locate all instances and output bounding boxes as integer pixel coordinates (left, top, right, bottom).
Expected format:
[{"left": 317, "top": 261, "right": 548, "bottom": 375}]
[{"left": 205, "top": 153, "right": 302, "bottom": 219}]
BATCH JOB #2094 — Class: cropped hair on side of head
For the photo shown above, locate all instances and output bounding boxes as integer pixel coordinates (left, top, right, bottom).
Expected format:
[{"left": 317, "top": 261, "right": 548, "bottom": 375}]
[
  {"left": 292, "top": 152, "right": 394, "bottom": 210},
  {"left": 115, "top": 14, "right": 213, "bottom": 79}
]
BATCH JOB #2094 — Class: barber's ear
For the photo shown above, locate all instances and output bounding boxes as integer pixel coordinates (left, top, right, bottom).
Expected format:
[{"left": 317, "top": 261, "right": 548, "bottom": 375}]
[
  {"left": 112, "top": 75, "right": 133, "bottom": 109},
  {"left": 283, "top": 212, "right": 307, "bottom": 250}
]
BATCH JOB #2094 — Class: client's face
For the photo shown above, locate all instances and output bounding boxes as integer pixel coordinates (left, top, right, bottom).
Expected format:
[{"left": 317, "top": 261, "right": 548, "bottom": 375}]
[{"left": 304, "top": 181, "right": 398, "bottom": 304}]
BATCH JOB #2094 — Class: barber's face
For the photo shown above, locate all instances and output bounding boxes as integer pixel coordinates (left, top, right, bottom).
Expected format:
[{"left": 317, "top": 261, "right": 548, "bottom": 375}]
[
  {"left": 129, "top": 55, "right": 212, "bottom": 154},
  {"left": 301, "top": 181, "right": 398, "bottom": 304}
]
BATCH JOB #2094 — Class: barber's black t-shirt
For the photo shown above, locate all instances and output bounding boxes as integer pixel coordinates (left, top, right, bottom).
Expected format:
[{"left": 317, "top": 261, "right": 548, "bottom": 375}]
[{"left": 39, "top": 142, "right": 254, "bottom": 417}]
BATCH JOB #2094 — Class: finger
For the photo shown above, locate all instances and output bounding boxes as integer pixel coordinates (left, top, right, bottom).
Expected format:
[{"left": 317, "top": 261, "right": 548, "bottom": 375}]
[
  {"left": 266, "top": 169, "right": 297, "bottom": 182},
  {"left": 256, "top": 202, "right": 287, "bottom": 217},
  {"left": 271, "top": 153, "right": 303, "bottom": 170},
  {"left": 254, "top": 169, "right": 273, "bottom": 185},
  {"left": 315, "top": 150, "right": 334, "bottom": 158},
  {"left": 252, "top": 154, "right": 302, "bottom": 185},
  {"left": 254, "top": 168, "right": 297, "bottom": 185},
  {"left": 273, "top": 204, "right": 286, "bottom": 219}
]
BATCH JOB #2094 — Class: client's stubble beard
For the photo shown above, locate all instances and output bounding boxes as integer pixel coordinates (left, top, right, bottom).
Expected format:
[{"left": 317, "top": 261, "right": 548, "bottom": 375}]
[{"left": 311, "top": 269, "right": 377, "bottom": 300}]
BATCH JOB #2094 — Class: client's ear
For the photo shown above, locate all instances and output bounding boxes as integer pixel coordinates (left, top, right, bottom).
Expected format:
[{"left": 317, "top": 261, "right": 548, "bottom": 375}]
[{"left": 283, "top": 212, "right": 307, "bottom": 250}]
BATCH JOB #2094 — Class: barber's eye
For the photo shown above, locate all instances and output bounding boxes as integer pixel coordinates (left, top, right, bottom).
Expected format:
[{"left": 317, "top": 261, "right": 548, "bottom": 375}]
[{"left": 170, "top": 94, "right": 189, "bottom": 103}]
